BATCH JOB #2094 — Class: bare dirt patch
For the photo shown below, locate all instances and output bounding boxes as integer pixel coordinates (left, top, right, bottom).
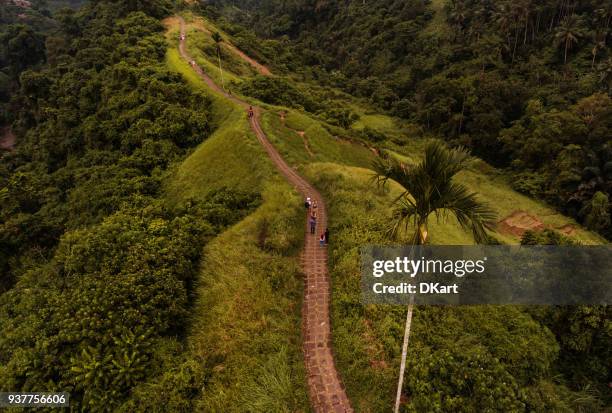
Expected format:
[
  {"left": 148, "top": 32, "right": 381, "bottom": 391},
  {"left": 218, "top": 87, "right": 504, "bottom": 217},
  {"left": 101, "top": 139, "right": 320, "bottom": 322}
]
[
  {"left": 11, "top": 0, "right": 31, "bottom": 8},
  {"left": 0, "top": 127, "right": 15, "bottom": 151},
  {"left": 296, "top": 131, "right": 314, "bottom": 157},
  {"left": 161, "top": 16, "right": 180, "bottom": 30},
  {"left": 498, "top": 211, "right": 545, "bottom": 237},
  {"left": 557, "top": 224, "right": 577, "bottom": 236}
]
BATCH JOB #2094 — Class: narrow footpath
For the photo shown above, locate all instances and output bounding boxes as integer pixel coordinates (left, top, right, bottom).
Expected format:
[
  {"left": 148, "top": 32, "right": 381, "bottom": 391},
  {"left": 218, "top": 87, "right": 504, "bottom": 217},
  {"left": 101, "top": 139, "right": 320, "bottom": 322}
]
[{"left": 178, "top": 17, "right": 353, "bottom": 413}]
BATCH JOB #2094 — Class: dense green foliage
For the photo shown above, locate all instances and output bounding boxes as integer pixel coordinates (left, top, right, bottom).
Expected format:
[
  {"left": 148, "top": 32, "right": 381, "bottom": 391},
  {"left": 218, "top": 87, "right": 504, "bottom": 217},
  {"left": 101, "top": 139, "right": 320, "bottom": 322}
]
[
  {"left": 1, "top": 6, "right": 212, "bottom": 285},
  {"left": 0, "top": 0, "right": 89, "bottom": 121},
  {"left": 1, "top": 0, "right": 609, "bottom": 410},
  {"left": 520, "top": 229, "right": 612, "bottom": 408},
  {"left": 208, "top": 0, "right": 612, "bottom": 239},
  {"left": 0, "top": 1, "right": 260, "bottom": 410},
  {"left": 1, "top": 200, "right": 207, "bottom": 409},
  {"left": 238, "top": 75, "right": 318, "bottom": 111}
]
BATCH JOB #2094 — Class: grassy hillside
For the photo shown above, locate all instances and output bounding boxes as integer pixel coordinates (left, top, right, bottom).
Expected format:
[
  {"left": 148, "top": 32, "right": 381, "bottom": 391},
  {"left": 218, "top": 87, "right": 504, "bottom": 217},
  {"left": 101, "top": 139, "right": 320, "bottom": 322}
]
[
  {"left": 175, "top": 12, "right": 268, "bottom": 89},
  {"left": 237, "top": 21, "right": 607, "bottom": 409},
  {"left": 121, "top": 182, "right": 310, "bottom": 412},
  {"left": 164, "top": 10, "right": 606, "bottom": 412},
  {"left": 129, "top": 19, "right": 311, "bottom": 412},
  {"left": 185, "top": 183, "right": 309, "bottom": 412},
  {"left": 256, "top": 85, "right": 604, "bottom": 245},
  {"left": 164, "top": 48, "right": 274, "bottom": 198},
  {"left": 260, "top": 109, "right": 376, "bottom": 170},
  {"left": 384, "top": 138, "right": 604, "bottom": 245}
]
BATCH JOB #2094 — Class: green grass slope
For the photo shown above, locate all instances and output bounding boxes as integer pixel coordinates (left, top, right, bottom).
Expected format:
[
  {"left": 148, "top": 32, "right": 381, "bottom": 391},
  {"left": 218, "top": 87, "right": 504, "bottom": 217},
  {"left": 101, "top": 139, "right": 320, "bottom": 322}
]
[
  {"left": 189, "top": 183, "right": 309, "bottom": 412},
  {"left": 164, "top": 47, "right": 274, "bottom": 199},
  {"left": 122, "top": 183, "right": 310, "bottom": 413},
  {"left": 422, "top": 0, "right": 452, "bottom": 38},
  {"left": 260, "top": 109, "right": 376, "bottom": 170},
  {"left": 178, "top": 12, "right": 264, "bottom": 88},
  {"left": 140, "top": 20, "right": 311, "bottom": 412}
]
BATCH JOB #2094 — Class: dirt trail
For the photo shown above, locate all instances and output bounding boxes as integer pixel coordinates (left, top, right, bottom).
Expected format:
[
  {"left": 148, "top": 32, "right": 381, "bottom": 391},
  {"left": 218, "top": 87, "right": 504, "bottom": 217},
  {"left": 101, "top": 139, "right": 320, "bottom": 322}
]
[
  {"left": 188, "top": 18, "right": 272, "bottom": 76},
  {"left": 297, "top": 130, "right": 315, "bottom": 157},
  {"left": 178, "top": 17, "right": 353, "bottom": 413},
  {"left": 280, "top": 112, "right": 315, "bottom": 158},
  {"left": 0, "top": 127, "right": 15, "bottom": 151}
]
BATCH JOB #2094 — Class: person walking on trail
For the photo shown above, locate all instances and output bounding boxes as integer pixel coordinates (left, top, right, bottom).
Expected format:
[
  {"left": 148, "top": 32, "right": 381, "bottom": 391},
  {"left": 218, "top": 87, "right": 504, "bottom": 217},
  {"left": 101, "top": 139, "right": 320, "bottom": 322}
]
[
  {"left": 325, "top": 228, "right": 329, "bottom": 244},
  {"left": 248, "top": 106, "right": 254, "bottom": 119},
  {"left": 309, "top": 215, "right": 316, "bottom": 235},
  {"left": 319, "top": 232, "right": 326, "bottom": 246},
  {"left": 305, "top": 197, "right": 311, "bottom": 209}
]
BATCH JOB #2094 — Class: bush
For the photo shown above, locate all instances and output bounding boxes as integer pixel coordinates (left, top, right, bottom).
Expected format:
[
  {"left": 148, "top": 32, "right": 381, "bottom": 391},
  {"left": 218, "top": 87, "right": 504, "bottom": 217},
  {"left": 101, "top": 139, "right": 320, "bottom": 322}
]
[{"left": 238, "top": 75, "right": 320, "bottom": 112}]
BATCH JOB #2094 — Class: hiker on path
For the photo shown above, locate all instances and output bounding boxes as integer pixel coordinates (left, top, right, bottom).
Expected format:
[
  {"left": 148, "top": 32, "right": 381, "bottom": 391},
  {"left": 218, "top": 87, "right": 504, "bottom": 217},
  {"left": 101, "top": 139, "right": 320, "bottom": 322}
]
[
  {"left": 309, "top": 215, "right": 316, "bottom": 234},
  {"left": 325, "top": 228, "right": 329, "bottom": 244},
  {"left": 248, "top": 106, "right": 254, "bottom": 119},
  {"left": 305, "top": 197, "right": 311, "bottom": 209},
  {"left": 319, "top": 232, "right": 326, "bottom": 246}
]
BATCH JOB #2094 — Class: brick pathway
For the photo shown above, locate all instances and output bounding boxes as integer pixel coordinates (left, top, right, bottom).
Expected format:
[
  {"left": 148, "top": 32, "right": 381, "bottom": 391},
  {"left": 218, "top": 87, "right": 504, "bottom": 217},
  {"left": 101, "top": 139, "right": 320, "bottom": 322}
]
[{"left": 178, "top": 17, "right": 353, "bottom": 413}]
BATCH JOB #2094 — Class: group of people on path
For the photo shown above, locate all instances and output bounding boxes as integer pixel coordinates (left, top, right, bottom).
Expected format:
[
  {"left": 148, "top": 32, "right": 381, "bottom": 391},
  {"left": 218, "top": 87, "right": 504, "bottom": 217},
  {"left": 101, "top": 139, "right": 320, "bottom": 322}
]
[{"left": 305, "top": 197, "right": 328, "bottom": 246}]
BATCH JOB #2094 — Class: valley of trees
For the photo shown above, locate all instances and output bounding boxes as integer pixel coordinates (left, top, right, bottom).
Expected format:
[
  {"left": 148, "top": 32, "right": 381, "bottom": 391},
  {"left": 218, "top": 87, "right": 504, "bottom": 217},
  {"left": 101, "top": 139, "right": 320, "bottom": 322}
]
[
  {"left": 207, "top": 0, "right": 612, "bottom": 240},
  {"left": 0, "top": 0, "right": 610, "bottom": 411}
]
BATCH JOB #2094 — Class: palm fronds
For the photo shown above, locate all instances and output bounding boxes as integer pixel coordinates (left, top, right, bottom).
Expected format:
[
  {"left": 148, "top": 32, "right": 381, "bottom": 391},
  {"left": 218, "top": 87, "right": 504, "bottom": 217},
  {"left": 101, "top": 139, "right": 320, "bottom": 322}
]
[{"left": 372, "top": 141, "right": 497, "bottom": 243}]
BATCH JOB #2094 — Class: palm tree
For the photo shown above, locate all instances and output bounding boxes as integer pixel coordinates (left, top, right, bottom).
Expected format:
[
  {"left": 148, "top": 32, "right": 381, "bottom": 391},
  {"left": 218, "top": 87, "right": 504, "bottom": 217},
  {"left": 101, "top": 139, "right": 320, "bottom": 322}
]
[
  {"left": 372, "top": 141, "right": 497, "bottom": 413},
  {"left": 373, "top": 141, "right": 497, "bottom": 244},
  {"left": 555, "top": 15, "right": 585, "bottom": 64},
  {"left": 598, "top": 58, "right": 612, "bottom": 93},
  {"left": 211, "top": 31, "right": 225, "bottom": 90},
  {"left": 448, "top": 0, "right": 468, "bottom": 40}
]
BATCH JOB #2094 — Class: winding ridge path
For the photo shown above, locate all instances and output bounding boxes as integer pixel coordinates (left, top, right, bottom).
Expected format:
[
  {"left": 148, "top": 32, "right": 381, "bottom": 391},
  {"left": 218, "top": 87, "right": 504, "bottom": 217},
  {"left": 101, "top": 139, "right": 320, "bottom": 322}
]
[{"left": 178, "top": 17, "right": 353, "bottom": 413}]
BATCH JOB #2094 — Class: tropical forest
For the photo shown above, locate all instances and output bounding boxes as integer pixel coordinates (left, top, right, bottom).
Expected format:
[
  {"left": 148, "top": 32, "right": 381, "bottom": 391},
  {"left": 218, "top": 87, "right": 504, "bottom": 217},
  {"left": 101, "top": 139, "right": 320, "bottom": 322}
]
[{"left": 0, "top": 0, "right": 610, "bottom": 411}]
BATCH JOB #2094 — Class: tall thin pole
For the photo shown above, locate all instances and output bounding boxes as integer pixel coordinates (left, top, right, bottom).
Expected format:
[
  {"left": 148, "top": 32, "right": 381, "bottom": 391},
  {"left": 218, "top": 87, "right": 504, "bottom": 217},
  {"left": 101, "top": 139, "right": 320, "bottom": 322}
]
[
  {"left": 394, "top": 295, "right": 415, "bottom": 413},
  {"left": 394, "top": 239, "right": 420, "bottom": 413}
]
